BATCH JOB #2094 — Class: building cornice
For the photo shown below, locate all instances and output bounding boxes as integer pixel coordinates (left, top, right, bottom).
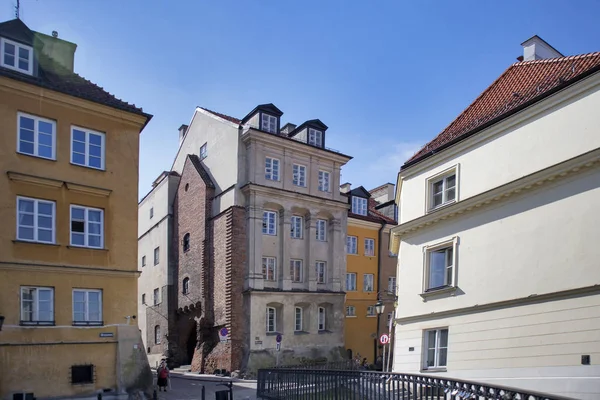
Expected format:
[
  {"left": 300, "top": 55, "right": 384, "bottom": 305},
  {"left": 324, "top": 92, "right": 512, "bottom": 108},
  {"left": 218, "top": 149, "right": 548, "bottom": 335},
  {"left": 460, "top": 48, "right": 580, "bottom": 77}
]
[
  {"left": 7, "top": 171, "right": 112, "bottom": 196},
  {"left": 241, "top": 182, "right": 350, "bottom": 210},
  {"left": 390, "top": 146, "right": 600, "bottom": 252},
  {"left": 0, "top": 77, "right": 148, "bottom": 129},
  {"left": 0, "top": 261, "right": 139, "bottom": 277},
  {"left": 348, "top": 217, "right": 381, "bottom": 230},
  {"left": 395, "top": 284, "right": 600, "bottom": 325}
]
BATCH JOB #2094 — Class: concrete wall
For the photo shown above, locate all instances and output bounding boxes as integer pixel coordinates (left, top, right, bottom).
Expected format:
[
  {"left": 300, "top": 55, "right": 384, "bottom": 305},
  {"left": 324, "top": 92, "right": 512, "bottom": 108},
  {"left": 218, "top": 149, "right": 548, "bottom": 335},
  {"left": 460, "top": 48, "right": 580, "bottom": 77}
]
[{"left": 399, "top": 74, "right": 600, "bottom": 223}]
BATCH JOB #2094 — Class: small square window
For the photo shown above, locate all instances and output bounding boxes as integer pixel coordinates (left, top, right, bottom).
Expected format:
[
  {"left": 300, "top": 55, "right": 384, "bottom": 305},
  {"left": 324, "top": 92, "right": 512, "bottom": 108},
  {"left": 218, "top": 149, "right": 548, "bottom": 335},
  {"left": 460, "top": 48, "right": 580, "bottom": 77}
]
[
  {"left": 17, "top": 113, "right": 56, "bottom": 160},
  {"left": 366, "top": 306, "right": 376, "bottom": 317},
  {"left": 308, "top": 128, "right": 323, "bottom": 147},
  {"left": 20, "top": 286, "right": 54, "bottom": 325},
  {"left": 265, "top": 157, "right": 280, "bottom": 181},
  {"left": 72, "top": 289, "right": 102, "bottom": 325},
  {"left": 1, "top": 38, "right": 33, "bottom": 75},
  {"left": 200, "top": 143, "right": 207, "bottom": 160},
  {"left": 263, "top": 211, "right": 277, "bottom": 235},
  {"left": 425, "top": 240, "right": 456, "bottom": 291},
  {"left": 70, "top": 205, "right": 104, "bottom": 249},
  {"left": 428, "top": 168, "right": 458, "bottom": 211},
  {"left": 71, "top": 365, "right": 94, "bottom": 384},
  {"left": 261, "top": 114, "right": 278, "bottom": 133},
  {"left": 71, "top": 127, "right": 105, "bottom": 170},
  {"left": 16, "top": 196, "right": 55, "bottom": 244},
  {"left": 423, "top": 328, "right": 449, "bottom": 369},
  {"left": 352, "top": 197, "right": 368, "bottom": 216},
  {"left": 346, "top": 306, "right": 356, "bottom": 317}
]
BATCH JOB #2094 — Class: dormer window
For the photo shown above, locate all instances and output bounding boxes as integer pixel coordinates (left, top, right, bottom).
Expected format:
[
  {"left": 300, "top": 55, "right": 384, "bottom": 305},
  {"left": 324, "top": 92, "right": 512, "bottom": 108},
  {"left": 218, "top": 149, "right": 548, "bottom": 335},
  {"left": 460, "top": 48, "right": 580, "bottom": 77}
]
[
  {"left": 261, "top": 114, "right": 277, "bottom": 134},
  {"left": 351, "top": 197, "right": 368, "bottom": 216},
  {"left": 1, "top": 38, "right": 33, "bottom": 75},
  {"left": 308, "top": 128, "right": 323, "bottom": 147}
]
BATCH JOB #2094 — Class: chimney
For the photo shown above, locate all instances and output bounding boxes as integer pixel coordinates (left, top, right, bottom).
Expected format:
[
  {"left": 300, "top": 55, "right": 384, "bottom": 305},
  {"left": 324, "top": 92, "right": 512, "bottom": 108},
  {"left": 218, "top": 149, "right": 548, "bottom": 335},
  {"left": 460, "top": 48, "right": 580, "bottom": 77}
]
[
  {"left": 178, "top": 124, "right": 189, "bottom": 145},
  {"left": 340, "top": 182, "right": 352, "bottom": 193},
  {"left": 280, "top": 123, "right": 297, "bottom": 136},
  {"left": 521, "top": 35, "right": 563, "bottom": 61},
  {"left": 33, "top": 31, "right": 77, "bottom": 72}
]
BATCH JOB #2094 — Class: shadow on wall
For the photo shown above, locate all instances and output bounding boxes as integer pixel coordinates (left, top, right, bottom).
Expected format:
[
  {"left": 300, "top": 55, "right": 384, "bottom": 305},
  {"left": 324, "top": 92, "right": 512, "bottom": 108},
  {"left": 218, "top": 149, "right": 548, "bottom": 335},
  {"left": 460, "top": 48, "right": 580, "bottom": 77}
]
[
  {"left": 117, "top": 325, "right": 154, "bottom": 398},
  {"left": 245, "top": 346, "right": 346, "bottom": 375}
]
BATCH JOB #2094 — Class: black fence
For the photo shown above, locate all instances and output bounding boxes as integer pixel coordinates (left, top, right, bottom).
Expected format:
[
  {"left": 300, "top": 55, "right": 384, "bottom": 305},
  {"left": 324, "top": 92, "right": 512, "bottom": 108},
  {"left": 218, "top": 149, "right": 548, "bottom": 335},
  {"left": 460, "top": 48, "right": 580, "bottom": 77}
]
[
  {"left": 273, "top": 360, "right": 359, "bottom": 371},
  {"left": 257, "top": 368, "right": 575, "bottom": 400}
]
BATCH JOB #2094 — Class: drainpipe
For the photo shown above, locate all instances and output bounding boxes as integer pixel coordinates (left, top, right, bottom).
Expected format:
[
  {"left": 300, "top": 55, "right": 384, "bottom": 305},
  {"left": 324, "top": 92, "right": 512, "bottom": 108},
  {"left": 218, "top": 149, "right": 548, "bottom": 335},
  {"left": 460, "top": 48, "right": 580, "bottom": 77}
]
[{"left": 375, "top": 219, "right": 385, "bottom": 364}]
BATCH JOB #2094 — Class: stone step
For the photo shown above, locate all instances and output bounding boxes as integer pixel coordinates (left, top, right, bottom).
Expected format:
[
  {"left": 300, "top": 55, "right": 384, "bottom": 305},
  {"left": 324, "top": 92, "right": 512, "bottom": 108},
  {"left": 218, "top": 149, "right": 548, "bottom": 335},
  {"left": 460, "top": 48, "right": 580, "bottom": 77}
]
[{"left": 172, "top": 365, "right": 192, "bottom": 373}]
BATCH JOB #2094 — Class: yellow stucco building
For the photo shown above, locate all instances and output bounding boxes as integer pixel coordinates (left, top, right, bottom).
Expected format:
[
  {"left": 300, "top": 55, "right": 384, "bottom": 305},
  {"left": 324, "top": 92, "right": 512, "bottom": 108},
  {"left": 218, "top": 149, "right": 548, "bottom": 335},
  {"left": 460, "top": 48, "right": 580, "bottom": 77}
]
[
  {"left": 0, "top": 19, "right": 151, "bottom": 398},
  {"left": 342, "top": 185, "right": 396, "bottom": 364}
]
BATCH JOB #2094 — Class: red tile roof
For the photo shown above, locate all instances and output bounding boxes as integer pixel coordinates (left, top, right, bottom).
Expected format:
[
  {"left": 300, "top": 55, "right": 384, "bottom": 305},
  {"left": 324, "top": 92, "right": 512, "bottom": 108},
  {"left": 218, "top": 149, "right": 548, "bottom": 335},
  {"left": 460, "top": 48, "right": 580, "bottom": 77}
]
[
  {"left": 200, "top": 107, "right": 241, "bottom": 124},
  {"left": 368, "top": 198, "right": 396, "bottom": 224},
  {"left": 404, "top": 52, "right": 600, "bottom": 167},
  {"left": 343, "top": 192, "right": 397, "bottom": 224}
]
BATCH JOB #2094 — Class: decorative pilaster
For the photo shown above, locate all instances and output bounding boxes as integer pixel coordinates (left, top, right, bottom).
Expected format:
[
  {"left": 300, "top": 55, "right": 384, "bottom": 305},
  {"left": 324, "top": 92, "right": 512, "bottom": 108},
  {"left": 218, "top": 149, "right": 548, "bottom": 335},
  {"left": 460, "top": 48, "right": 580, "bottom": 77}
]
[
  {"left": 246, "top": 204, "right": 265, "bottom": 290},
  {"left": 281, "top": 209, "right": 292, "bottom": 290},
  {"left": 330, "top": 217, "right": 343, "bottom": 292},
  {"left": 307, "top": 215, "right": 317, "bottom": 291}
]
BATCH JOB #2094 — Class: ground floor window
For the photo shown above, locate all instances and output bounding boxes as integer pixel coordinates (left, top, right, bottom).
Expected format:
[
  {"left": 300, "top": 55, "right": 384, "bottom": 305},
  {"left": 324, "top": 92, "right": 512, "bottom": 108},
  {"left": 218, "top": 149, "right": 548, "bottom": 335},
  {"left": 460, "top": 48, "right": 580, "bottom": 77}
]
[{"left": 423, "top": 328, "right": 448, "bottom": 369}]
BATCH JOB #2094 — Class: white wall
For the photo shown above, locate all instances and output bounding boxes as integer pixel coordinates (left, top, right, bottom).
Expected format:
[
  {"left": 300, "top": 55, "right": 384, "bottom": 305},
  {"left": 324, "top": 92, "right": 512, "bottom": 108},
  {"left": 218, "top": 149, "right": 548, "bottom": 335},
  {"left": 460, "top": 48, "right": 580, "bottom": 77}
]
[
  {"left": 399, "top": 75, "right": 600, "bottom": 223},
  {"left": 172, "top": 109, "right": 241, "bottom": 215}
]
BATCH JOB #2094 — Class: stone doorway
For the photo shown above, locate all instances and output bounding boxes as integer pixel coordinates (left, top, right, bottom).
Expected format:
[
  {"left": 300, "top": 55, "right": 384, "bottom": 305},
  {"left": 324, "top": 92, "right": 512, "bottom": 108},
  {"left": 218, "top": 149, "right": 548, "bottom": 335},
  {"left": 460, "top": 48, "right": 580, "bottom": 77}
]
[{"left": 186, "top": 321, "right": 198, "bottom": 364}]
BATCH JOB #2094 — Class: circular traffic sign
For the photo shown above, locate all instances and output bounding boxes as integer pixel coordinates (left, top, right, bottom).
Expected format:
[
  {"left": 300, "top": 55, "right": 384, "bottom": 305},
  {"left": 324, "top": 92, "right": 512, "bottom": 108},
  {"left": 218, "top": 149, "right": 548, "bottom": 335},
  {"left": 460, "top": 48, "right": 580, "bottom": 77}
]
[
  {"left": 276, "top": 334, "right": 282, "bottom": 343},
  {"left": 379, "top": 334, "right": 390, "bottom": 345},
  {"left": 220, "top": 327, "right": 228, "bottom": 337}
]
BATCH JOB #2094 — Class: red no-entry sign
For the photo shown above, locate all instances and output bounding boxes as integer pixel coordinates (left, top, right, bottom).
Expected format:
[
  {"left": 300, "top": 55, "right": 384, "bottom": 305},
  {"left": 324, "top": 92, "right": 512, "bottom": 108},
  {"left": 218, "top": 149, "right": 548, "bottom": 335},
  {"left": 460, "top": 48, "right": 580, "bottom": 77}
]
[{"left": 379, "top": 334, "right": 390, "bottom": 345}]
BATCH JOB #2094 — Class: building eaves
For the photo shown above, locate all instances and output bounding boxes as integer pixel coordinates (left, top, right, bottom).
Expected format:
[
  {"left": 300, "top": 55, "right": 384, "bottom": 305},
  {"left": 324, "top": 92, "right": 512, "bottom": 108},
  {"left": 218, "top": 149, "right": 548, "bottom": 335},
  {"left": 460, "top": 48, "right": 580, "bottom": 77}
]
[{"left": 187, "top": 154, "right": 215, "bottom": 189}]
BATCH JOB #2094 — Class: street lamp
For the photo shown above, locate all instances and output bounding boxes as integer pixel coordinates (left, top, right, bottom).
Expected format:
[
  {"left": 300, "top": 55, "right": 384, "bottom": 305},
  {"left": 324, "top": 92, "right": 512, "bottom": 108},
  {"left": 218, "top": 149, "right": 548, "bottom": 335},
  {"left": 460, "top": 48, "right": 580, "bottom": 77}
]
[
  {"left": 0, "top": 315, "right": 4, "bottom": 331},
  {"left": 374, "top": 300, "right": 385, "bottom": 315}
]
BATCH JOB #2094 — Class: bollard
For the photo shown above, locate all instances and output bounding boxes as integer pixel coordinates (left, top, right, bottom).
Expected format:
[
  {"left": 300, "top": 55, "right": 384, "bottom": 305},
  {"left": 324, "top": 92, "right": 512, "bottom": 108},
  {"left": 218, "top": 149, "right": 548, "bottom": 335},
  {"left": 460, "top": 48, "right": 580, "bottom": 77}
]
[
  {"left": 201, "top": 385, "right": 206, "bottom": 400},
  {"left": 97, "top": 394, "right": 102, "bottom": 400},
  {"left": 153, "top": 389, "right": 157, "bottom": 400}
]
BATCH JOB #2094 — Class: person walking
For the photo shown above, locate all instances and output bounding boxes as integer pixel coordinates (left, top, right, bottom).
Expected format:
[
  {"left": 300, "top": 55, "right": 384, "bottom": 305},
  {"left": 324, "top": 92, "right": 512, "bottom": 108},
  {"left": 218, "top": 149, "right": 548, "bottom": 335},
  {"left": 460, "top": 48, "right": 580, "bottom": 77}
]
[{"left": 157, "top": 360, "right": 170, "bottom": 392}]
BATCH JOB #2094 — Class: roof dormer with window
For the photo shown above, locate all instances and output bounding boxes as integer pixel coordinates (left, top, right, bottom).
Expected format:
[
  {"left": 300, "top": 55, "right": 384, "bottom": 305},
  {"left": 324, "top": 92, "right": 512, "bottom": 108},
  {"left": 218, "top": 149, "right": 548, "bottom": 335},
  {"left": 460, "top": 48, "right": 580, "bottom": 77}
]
[
  {"left": 347, "top": 187, "right": 371, "bottom": 217},
  {"left": 241, "top": 103, "right": 283, "bottom": 134},
  {"left": 288, "top": 119, "right": 328, "bottom": 149},
  {"left": 1, "top": 36, "right": 33, "bottom": 75}
]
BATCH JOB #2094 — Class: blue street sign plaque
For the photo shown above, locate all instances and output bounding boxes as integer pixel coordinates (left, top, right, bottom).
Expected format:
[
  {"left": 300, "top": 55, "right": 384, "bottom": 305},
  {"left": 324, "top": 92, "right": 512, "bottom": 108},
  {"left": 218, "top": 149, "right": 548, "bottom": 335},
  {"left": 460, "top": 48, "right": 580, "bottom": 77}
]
[
  {"left": 220, "top": 327, "right": 228, "bottom": 337},
  {"left": 276, "top": 334, "right": 282, "bottom": 343}
]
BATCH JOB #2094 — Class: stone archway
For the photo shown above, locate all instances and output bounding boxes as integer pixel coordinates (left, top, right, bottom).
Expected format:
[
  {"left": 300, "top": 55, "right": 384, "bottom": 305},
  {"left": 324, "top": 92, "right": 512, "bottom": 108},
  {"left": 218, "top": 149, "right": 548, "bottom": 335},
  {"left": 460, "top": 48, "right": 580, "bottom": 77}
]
[{"left": 186, "top": 320, "right": 198, "bottom": 364}]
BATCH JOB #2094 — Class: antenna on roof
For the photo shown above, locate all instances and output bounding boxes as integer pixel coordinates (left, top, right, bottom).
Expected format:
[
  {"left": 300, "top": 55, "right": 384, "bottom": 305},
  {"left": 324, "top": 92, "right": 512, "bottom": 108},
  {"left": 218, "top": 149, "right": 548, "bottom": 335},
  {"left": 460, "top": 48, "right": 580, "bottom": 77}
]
[{"left": 15, "top": 0, "right": 20, "bottom": 19}]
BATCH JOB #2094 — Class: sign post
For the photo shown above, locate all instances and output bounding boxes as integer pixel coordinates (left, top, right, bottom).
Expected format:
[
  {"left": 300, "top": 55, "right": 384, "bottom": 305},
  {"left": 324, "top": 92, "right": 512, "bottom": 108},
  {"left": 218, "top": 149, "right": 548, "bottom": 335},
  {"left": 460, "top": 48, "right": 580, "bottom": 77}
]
[
  {"left": 276, "top": 334, "right": 282, "bottom": 366},
  {"left": 379, "top": 334, "right": 390, "bottom": 372},
  {"left": 219, "top": 327, "right": 229, "bottom": 343}
]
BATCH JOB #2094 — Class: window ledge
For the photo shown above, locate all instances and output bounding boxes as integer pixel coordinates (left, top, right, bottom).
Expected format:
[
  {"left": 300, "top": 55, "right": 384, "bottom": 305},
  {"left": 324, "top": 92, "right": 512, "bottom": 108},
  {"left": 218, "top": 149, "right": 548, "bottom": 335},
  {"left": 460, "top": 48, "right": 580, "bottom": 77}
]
[
  {"left": 427, "top": 201, "right": 456, "bottom": 214},
  {"left": 345, "top": 315, "right": 357, "bottom": 318},
  {"left": 421, "top": 367, "right": 447, "bottom": 373},
  {"left": 420, "top": 286, "right": 457, "bottom": 300},
  {"left": 20, "top": 321, "right": 56, "bottom": 326},
  {"left": 13, "top": 240, "right": 59, "bottom": 247},
  {"left": 294, "top": 331, "right": 309, "bottom": 335},
  {"left": 73, "top": 321, "right": 104, "bottom": 326},
  {"left": 318, "top": 330, "right": 332, "bottom": 334},
  {"left": 69, "top": 162, "right": 106, "bottom": 172},
  {"left": 265, "top": 332, "right": 282, "bottom": 336},
  {"left": 67, "top": 245, "right": 108, "bottom": 252},
  {"left": 366, "top": 315, "right": 377, "bottom": 318}
]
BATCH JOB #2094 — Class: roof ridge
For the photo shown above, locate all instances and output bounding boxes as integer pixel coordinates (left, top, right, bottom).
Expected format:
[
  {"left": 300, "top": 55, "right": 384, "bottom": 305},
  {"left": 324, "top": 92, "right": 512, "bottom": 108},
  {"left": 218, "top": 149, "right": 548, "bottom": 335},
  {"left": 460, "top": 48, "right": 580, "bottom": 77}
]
[
  {"left": 513, "top": 51, "right": 600, "bottom": 66},
  {"left": 200, "top": 107, "right": 241, "bottom": 124}
]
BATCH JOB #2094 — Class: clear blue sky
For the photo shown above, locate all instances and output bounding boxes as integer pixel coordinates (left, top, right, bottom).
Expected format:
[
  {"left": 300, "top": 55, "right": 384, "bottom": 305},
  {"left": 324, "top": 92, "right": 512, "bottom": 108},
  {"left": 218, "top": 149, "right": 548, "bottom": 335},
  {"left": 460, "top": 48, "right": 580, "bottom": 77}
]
[{"left": 3, "top": 1, "right": 599, "bottom": 199}]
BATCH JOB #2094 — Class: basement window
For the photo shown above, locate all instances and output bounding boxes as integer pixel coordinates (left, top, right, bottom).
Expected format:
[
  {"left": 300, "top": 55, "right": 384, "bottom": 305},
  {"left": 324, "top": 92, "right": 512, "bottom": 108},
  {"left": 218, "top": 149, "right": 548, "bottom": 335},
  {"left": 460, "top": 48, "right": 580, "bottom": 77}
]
[{"left": 71, "top": 364, "right": 94, "bottom": 384}]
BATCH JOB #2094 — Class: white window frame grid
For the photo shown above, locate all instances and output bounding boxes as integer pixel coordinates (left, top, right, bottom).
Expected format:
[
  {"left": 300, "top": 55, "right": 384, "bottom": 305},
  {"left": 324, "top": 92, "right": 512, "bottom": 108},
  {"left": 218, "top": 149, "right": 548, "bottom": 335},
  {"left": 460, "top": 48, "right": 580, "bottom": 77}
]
[
  {"left": 316, "top": 219, "right": 327, "bottom": 241},
  {"left": 426, "top": 165, "right": 459, "bottom": 212},
  {"left": 366, "top": 306, "right": 376, "bottom": 317},
  {"left": 16, "top": 196, "right": 56, "bottom": 244},
  {"left": 262, "top": 211, "right": 277, "bottom": 235},
  {"left": 70, "top": 205, "right": 104, "bottom": 249},
  {"left": 346, "top": 273, "right": 357, "bottom": 291},
  {"left": 261, "top": 114, "right": 277, "bottom": 133},
  {"left": 153, "top": 288, "right": 160, "bottom": 305},
  {"left": 352, "top": 196, "right": 368, "bottom": 216},
  {"left": 364, "top": 238, "right": 375, "bottom": 256},
  {"left": 294, "top": 307, "right": 303, "bottom": 332},
  {"left": 423, "top": 328, "right": 449, "bottom": 369},
  {"left": 318, "top": 306, "right": 326, "bottom": 331},
  {"left": 346, "top": 236, "right": 358, "bottom": 254},
  {"left": 155, "top": 325, "right": 161, "bottom": 344},
  {"left": 316, "top": 261, "right": 326, "bottom": 284},
  {"left": 363, "top": 273, "right": 374, "bottom": 292},
  {"left": 292, "top": 164, "right": 306, "bottom": 187},
  {"left": 1, "top": 37, "right": 33, "bottom": 75},
  {"left": 20, "top": 286, "right": 54, "bottom": 324},
  {"left": 262, "top": 257, "right": 277, "bottom": 281},
  {"left": 346, "top": 306, "right": 356, "bottom": 317},
  {"left": 388, "top": 276, "right": 397, "bottom": 294},
  {"left": 290, "top": 259, "right": 303, "bottom": 282},
  {"left": 290, "top": 216, "right": 303, "bottom": 239},
  {"left": 308, "top": 128, "right": 323, "bottom": 147},
  {"left": 72, "top": 289, "right": 102, "bottom": 324},
  {"left": 423, "top": 237, "right": 458, "bottom": 292},
  {"left": 318, "top": 170, "right": 330, "bottom": 192},
  {"left": 154, "top": 247, "right": 160, "bottom": 265},
  {"left": 266, "top": 306, "right": 276, "bottom": 332},
  {"left": 17, "top": 112, "right": 56, "bottom": 160},
  {"left": 265, "top": 157, "right": 280, "bottom": 181},
  {"left": 200, "top": 142, "right": 207, "bottom": 160},
  {"left": 71, "top": 126, "right": 106, "bottom": 170}
]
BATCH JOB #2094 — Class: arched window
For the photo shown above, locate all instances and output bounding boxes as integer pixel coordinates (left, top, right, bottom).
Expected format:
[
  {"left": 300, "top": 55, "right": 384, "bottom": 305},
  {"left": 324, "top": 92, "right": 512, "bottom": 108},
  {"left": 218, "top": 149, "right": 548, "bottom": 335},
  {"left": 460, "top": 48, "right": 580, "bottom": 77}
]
[
  {"left": 183, "top": 277, "right": 189, "bottom": 295},
  {"left": 183, "top": 233, "right": 190, "bottom": 252},
  {"left": 155, "top": 325, "right": 161, "bottom": 344}
]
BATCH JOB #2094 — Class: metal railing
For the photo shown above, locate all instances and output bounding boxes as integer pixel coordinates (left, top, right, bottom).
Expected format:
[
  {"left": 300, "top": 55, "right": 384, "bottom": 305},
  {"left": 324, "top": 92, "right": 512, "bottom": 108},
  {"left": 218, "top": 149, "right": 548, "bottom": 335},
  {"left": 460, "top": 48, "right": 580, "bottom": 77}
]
[
  {"left": 257, "top": 368, "right": 576, "bottom": 400},
  {"left": 274, "top": 360, "right": 358, "bottom": 371}
]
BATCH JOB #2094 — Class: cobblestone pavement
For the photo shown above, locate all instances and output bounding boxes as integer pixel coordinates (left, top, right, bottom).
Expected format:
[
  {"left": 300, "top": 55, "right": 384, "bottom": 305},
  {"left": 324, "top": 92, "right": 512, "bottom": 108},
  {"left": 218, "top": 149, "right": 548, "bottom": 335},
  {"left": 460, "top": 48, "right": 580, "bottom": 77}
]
[{"left": 154, "top": 374, "right": 257, "bottom": 400}]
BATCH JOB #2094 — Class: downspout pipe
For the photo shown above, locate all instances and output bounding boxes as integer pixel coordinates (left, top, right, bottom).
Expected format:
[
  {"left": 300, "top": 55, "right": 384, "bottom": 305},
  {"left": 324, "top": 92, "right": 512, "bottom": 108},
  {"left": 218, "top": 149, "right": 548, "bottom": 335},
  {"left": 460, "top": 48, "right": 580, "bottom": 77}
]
[{"left": 375, "top": 218, "right": 385, "bottom": 363}]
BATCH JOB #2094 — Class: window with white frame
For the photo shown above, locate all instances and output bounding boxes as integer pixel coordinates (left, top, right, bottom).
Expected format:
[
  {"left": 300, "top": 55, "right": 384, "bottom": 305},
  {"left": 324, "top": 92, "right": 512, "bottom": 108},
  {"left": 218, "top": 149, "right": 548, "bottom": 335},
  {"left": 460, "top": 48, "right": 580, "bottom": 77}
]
[
  {"left": 72, "top": 289, "right": 102, "bottom": 324},
  {"left": 20, "top": 286, "right": 54, "bottom": 324},
  {"left": 346, "top": 273, "right": 357, "bottom": 291},
  {"left": 16, "top": 197, "right": 55, "bottom": 244},
  {"left": 346, "top": 305, "right": 356, "bottom": 317},
  {"left": 261, "top": 114, "right": 277, "bottom": 133},
  {"left": 364, "top": 238, "right": 375, "bottom": 256},
  {"left": 318, "top": 170, "right": 330, "bottom": 192},
  {"left": 352, "top": 196, "right": 368, "bottom": 216},
  {"left": 154, "top": 247, "right": 160, "bottom": 265},
  {"left": 17, "top": 113, "right": 55, "bottom": 159},
  {"left": 366, "top": 306, "right": 375, "bottom": 317},
  {"left": 429, "top": 170, "right": 457, "bottom": 210},
  {"left": 155, "top": 325, "right": 161, "bottom": 344},
  {"left": 363, "top": 274, "right": 374, "bottom": 292},
  {"left": 316, "top": 261, "right": 326, "bottom": 284},
  {"left": 262, "top": 211, "right": 277, "bottom": 235},
  {"left": 294, "top": 307, "right": 303, "bottom": 331},
  {"left": 318, "top": 307, "right": 326, "bottom": 330},
  {"left": 262, "top": 257, "right": 276, "bottom": 281},
  {"left": 265, "top": 157, "right": 280, "bottom": 181},
  {"left": 266, "top": 307, "right": 276, "bottom": 332},
  {"left": 290, "top": 259, "right": 303, "bottom": 282},
  {"left": 346, "top": 236, "right": 358, "bottom": 254},
  {"left": 1, "top": 37, "right": 33, "bottom": 75},
  {"left": 153, "top": 288, "right": 159, "bottom": 305},
  {"left": 70, "top": 205, "right": 104, "bottom": 248},
  {"left": 425, "top": 242, "right": 456, "bottom": 291},
  {"left": 424, "top": 328, "right": 449, "bottom": 369},
  {"left": 316, "top": 219, "right": 327, "bottom": 241},
  {"left": 292, "top": 164, "right": 306, "bottom": 187},
  {"left": 388, "top": 276, "right": 397, "bottom": 294},
  {"left": 308, "top": 128, "right": 323, "bottom": 147},
  {"left": 71, "top": 127, "right": 105, "bottom": 170},
  {"left": 291, "top": 216, "right": 303, "bottom": 239},
  {"left": 200, "top": 143, "right": 207, "bottom": 160}
]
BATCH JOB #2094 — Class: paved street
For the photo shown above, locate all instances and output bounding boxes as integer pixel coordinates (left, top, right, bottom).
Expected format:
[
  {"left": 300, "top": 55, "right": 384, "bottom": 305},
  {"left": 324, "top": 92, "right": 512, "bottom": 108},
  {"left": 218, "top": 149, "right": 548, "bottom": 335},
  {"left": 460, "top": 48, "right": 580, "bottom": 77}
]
[{"left": 154, "top": 374, "right": 257, "bottom": 400}]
